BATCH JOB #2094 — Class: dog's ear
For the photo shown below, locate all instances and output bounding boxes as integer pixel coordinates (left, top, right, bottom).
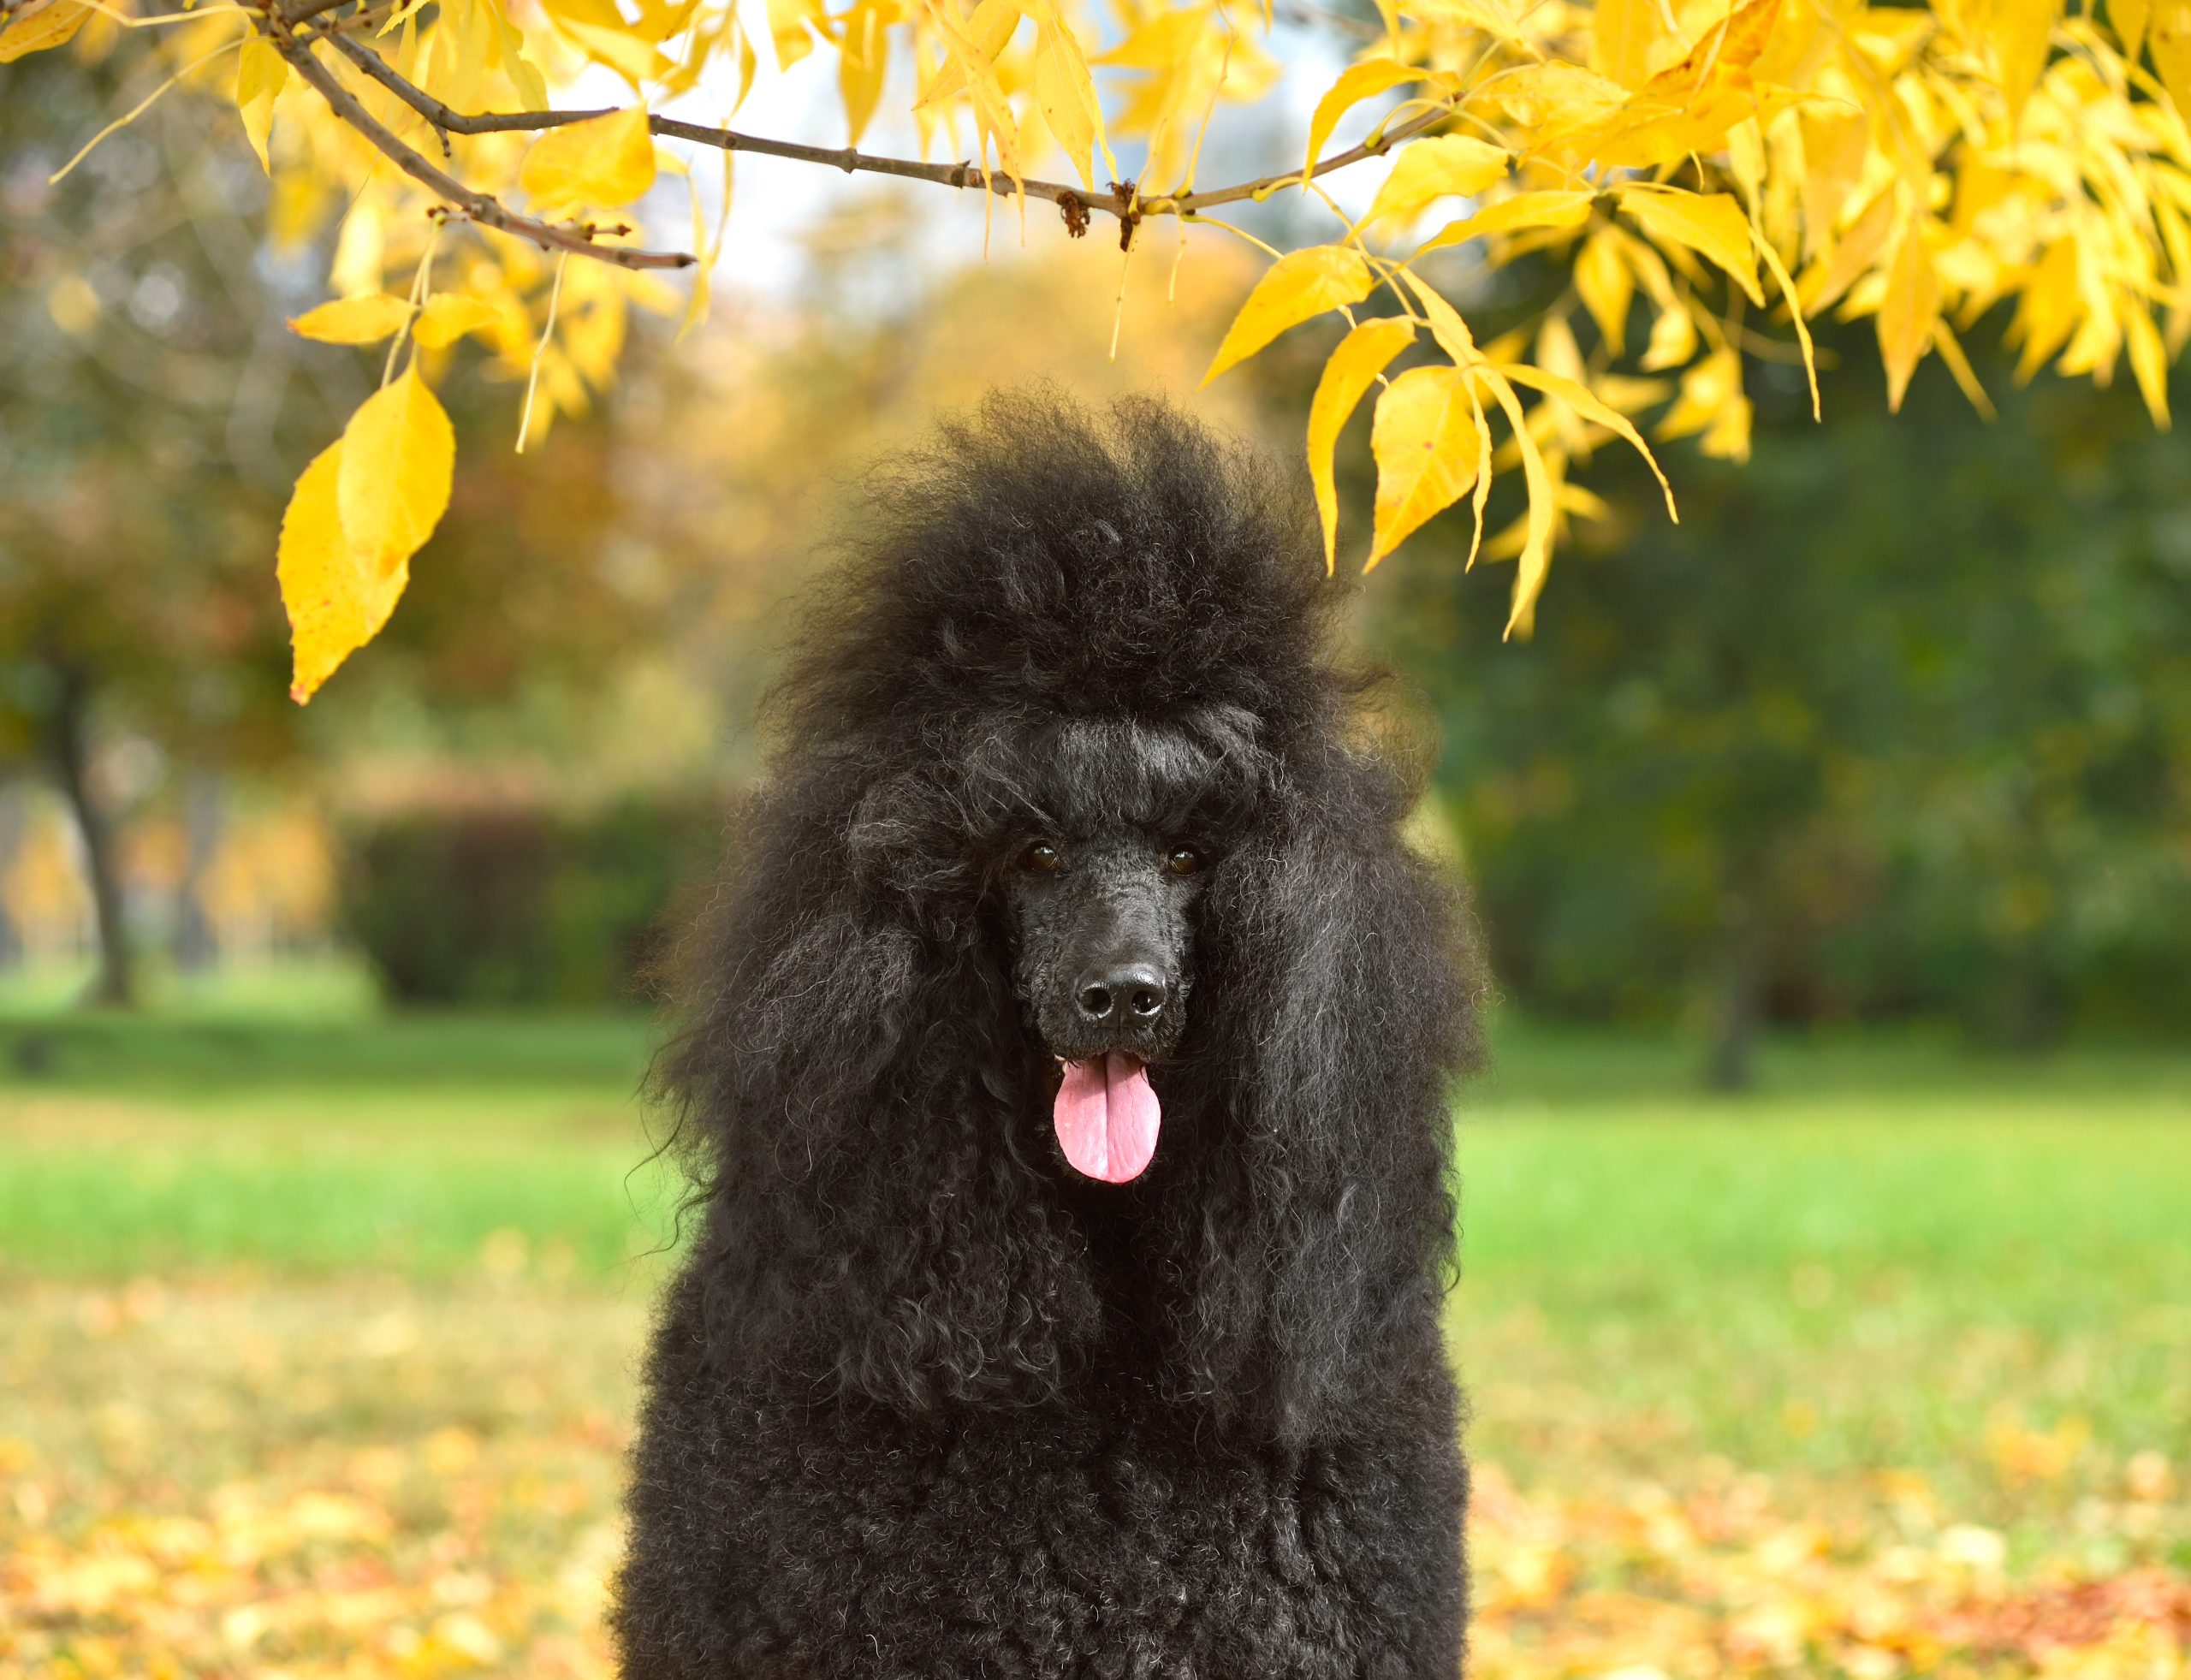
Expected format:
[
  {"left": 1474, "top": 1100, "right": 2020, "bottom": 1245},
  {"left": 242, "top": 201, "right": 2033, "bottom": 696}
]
[
  {"left": 660, "top": 777, "right": 1099, "bottom": 1414},
  {"left": 1161, "top": 741, "right": 1478, "bottom": 1441}
]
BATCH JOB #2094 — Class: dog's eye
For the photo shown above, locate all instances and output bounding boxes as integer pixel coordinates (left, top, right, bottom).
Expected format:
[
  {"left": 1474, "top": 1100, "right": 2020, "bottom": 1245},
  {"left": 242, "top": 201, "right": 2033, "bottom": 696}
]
[
  {"left": 1165, "top": 846, "right": 1202, "bottom": 876},
  {"left": 1020, "top": 841, "right": 1064, "bottom": 875}
]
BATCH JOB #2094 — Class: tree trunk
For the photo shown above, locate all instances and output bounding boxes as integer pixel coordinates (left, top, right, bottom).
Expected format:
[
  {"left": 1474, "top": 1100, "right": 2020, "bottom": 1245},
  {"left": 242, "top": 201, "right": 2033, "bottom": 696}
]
[
  {"left": 46, "top": 672, "right": 136, "bottom": 1009},
  {"left": 173, "top": 771, "right": 223, "bottom": 973},
  {"left": 0, "top": 780, "right": 26, "bottom": 972},
  {"left": 1704, "top": 883, "right": 1759, "bottom": 1093}
]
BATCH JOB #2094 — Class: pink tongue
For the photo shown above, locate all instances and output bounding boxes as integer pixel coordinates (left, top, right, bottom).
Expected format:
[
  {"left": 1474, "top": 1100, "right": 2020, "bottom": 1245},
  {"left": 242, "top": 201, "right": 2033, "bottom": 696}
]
[{"left": 1052, "top": 1054, "right": 1161, "bottom": 1184}]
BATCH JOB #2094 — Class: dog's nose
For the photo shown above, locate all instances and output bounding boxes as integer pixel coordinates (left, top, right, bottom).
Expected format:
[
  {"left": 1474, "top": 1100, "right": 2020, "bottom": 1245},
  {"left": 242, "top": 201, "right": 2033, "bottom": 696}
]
[{"left": 1075, "top": 965, "right": 1167, "bottom": 1024}]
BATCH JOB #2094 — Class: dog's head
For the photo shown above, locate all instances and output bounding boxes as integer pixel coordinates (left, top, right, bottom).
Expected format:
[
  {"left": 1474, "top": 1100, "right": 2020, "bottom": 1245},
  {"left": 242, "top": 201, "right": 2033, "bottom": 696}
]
[{"left": 984, "top": 710, "right": 1262, "bottom": 1184}]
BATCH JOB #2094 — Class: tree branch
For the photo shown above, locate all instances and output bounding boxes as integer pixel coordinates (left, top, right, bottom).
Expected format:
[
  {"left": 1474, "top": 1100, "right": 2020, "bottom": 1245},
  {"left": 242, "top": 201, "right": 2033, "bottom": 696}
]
[
  {"left": 265, "top": 22, "right": 697, "bottom": 270},
  {"left": 300, "top": 17, "right": 1462, "bottom": 246}
]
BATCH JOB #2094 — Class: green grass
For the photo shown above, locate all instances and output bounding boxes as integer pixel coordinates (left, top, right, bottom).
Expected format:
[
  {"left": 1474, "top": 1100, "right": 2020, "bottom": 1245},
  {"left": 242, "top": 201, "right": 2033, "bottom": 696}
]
[{"left": 3, "top": 1007, "right": 2188, "bottom": 1543}]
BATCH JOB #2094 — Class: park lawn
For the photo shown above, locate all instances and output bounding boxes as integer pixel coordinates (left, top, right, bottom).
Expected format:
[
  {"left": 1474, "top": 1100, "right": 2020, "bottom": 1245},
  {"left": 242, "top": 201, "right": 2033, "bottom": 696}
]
[{"left": 3, "top": 1010, "right": 2188, "bottom": 1677}]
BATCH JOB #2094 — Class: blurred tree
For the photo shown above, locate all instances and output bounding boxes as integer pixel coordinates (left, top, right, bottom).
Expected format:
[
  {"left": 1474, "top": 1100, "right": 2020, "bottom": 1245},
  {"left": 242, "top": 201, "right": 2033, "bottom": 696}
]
[
  {"left": 1373, "top": 328, "right": 2191, "bottom": 1083},
  {"left": 0, "top": 68, "right": 315, "bottom": 1003},
  {"left": 1, "top": 68, "right": 676, "bottom": 1003}
]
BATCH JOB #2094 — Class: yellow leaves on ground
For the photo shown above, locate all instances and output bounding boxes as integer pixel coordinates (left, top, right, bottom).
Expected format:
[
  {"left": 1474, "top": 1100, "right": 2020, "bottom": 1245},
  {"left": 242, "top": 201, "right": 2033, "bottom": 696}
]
[
  {"left": 279, "top": 369, "right": 455, "bottom": 703},
  {"left": 0, "top": 0, "right": 90, "bottom": 62},
  {"left": 1370, "top": 366, "right": 1483, "bottom": 567},
  {"left": 1202, "top": 246, "right": 1376, "bottom": 383},
  {"left": 235, "top": 39, "right": 288, "bottom": 174},
  {"left": 520, "top": 108, "right": 657, "bottom": 214},
  {"left": 1308, "top": 318, "right": 1416, "bottom": 570},
  {"left": 1364, "top": 136, "right": 1510, "bottom": 228},
  {"left": 289, "top": 295, "right": 415, "bottom": 346}
]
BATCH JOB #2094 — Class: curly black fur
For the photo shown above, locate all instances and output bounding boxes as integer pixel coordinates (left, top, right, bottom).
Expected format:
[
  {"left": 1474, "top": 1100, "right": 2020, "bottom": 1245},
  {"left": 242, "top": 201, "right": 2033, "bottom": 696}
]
[{"left": 613, "top": 392, "right": 1484, "bottom": 1677}]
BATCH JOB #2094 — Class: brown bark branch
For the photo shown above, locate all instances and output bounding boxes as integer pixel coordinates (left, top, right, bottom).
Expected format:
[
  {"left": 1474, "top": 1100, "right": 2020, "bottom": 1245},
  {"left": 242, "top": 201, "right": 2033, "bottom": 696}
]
[
  {"left": 299, "top": 15, "right": 1461, "bottom": 247},
  {"left": 265, "top": 22, "right": 697, "bottom": 270}
]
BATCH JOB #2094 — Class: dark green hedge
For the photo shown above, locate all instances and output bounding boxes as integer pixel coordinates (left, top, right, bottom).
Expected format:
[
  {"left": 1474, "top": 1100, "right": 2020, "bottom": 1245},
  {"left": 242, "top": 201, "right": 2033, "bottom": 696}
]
[{"left": 341, "top": 799, "right": 724, "bottom": 1006}]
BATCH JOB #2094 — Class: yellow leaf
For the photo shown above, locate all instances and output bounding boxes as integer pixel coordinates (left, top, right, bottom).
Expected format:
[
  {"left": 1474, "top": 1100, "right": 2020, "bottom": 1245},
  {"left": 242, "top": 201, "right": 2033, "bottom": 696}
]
[
  {"left": 1418, "top": 190, "right": 1595, "bottom": 255},
  {"left": 1476, "top": 368, "right": 1557, "bottom": 638},
  {"left": 520, "top": 107, "right": 657, "bottom": 212},
  {"left": 1304, "top": 58, "right": 1423, "bottom": 169},
  {"left": 840, "top": 0, "right": 889, "bottom": 146},
  {"left": 1499, "top": 360, "right": 1677, "bottom": 519},
  {"left": 1591, "top": 0, "right": 1675, "bottom": 87},
  {"left": 1369, "top": 365, "right": 1483, "bottom": 567},
  {"left": 767, "top": 0, "right": 824, "bottom": 67},
  {"left": 2153, "top": 0, "right": 2191, "bottom": 120},
  {"left": 1574, "top": 229, "right": 1634, "bottom": 355},
  {"left": 1992, "top": 0, "right": 2059, "bottom": 123},
  {"left": 1615, "top": 187, "right": 1763, "bottom": 306},
  {"left": 279, "top": 442, "right": 411, "bottom": 704},
  {"left": 0, "top": 0, "right": 91, "bottom": 62},
  {"left": 235, "top": 38, "right": 288, "bottom": 174},
  {"left": 1879, "top": 218, "right": 1938, "bottom": 412},
  {"left": 2112, "top": 0, "right": 2152, "bottom": 60},
  {"left": 288, "top": 295, "right": 416, "bottom": 345},
  {"left": 1032, "top": 13, "right": 1113, "bottom": 189},
  {"left": 1660, "top": 344, "right": 1742, "bottom": 438},
  {"left": 1401, "top": 271, "right": 1479, "bottom": 363},
  {"left": 1365, "top": 135, "right": 1511, "bottom": 227},
  {"left": 336, "top": 366, "right": 455, "bottom": 579},
  {"left": 412, "top": 294, "right": 500, "bottom": 349},
  {"left": 1202, "top": 246, "right": 1377, "bottom": 383},
  {"left": 555, "top": 17, "right": 672, "bottom": 82},
  {"left": 1805, "top": 187, "right": 1896, "bottom": 314},
  {"left": 1395, "top": 0, "right": 1528, "bottom": 44},
  {"left": 2124, "top": 299, "right": 2171, "bottom": 428},
  {"left": 1797, "top": 109, "right": 1869, "bottom": 262},
  {"left": 1640, "top": 300, "right": 1697, "bottom": 370},
  {"left": 1308, "top": 318, "right": 1416, "bottom": 569}
]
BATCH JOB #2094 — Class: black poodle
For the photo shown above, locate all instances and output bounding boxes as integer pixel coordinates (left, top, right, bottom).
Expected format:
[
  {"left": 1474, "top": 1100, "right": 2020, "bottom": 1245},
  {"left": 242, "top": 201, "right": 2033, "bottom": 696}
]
[{"left": 613, "top": 393, "right": 1481, "bottom": 1677}]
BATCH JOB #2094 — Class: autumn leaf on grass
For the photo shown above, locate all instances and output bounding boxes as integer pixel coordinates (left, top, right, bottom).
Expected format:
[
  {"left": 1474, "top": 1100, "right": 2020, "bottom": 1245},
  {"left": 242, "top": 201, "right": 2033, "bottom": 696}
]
[
  {"left": 0, "top": 0, "right": 92, "bottom": 60},
  {"left": 290, "top": 295, "right": 416, "bottom": 345},
  {"left": 278, "top": 445, "right": 413, "bottom": 703},
  {"left": 521, "top": 108, "right": 657, "bottom": 214},
  {"left": 1364, "top": 136, "right": 1511, "bottom": 229},
  {"left": 1307, "top": 318, "right": 1416, "bottom": 570},
  {"left": 236, "top": 39, "right": 288, "bottom": 173},
  {"left": 1203, "top": 247, "right": 1377, "bottom": 383},
  {"left": 1369, "top": 365, "right": 1483, "bottom": 567}
]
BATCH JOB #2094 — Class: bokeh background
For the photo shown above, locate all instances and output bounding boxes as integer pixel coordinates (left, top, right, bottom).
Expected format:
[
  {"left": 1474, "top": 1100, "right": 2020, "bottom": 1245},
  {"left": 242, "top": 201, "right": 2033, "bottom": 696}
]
[{"left": 4, "top": 38, "right": 2190, "bottom": 1680}]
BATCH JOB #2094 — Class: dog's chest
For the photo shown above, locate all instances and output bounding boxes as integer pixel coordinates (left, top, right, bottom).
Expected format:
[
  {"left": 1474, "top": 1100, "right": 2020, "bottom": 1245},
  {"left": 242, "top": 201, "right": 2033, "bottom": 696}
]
[{"left": 712, "top": 1400, "right": 1458, "bottom": 1677}]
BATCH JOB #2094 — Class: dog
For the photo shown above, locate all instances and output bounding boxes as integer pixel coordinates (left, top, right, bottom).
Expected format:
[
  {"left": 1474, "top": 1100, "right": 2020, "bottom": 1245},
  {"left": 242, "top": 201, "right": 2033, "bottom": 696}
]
[{"left": 613, "top": 392, "right": 1481, "bottom": 1677}]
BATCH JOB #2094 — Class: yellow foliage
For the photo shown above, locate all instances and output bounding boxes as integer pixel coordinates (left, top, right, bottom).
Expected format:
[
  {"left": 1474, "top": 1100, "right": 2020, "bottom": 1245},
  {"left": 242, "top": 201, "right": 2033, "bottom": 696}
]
[
  {"left": 520, "top": 107, "right": 658, "bottom": 212},
  {"left": 16, "top": 0, "right": 2191, "bottom": 681},
  {"left": 1369, "top": 365, "right": 1483, "bottom": 567},
  {"left": 288, "top": 295, "right": 416, "bottom": 346}
]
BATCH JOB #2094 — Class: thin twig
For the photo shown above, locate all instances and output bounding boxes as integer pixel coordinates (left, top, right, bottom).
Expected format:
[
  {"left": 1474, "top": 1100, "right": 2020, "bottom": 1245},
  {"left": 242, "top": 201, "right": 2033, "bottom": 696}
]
[
  {"left": 265, "top": 25, "right": 696, "bottom": 269},
  {"left": 312, "top": 21, "right": 1460, "bottom": 231}
]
